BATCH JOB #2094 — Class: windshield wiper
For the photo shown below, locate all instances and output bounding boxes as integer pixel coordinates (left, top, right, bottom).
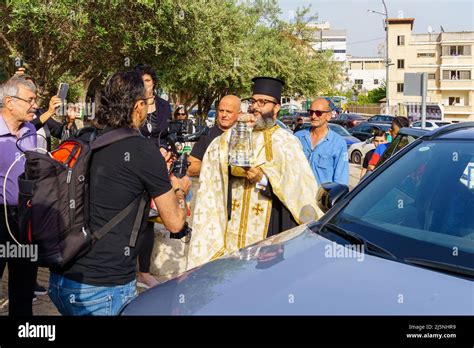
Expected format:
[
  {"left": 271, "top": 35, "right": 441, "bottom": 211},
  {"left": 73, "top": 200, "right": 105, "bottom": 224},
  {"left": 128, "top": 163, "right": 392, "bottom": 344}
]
[
  {"left": 321, "top": 223, "right": 396, "bottom": 260},
  {"left": 404, "top": 258, "right": 474, "bottom": 279}
]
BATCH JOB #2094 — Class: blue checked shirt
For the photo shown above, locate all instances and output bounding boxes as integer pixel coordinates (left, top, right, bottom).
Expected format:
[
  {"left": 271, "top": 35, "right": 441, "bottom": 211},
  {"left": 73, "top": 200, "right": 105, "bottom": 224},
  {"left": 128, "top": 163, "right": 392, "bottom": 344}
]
[{"left": 295, "top": 128, "right": 349, "bottom": 186}]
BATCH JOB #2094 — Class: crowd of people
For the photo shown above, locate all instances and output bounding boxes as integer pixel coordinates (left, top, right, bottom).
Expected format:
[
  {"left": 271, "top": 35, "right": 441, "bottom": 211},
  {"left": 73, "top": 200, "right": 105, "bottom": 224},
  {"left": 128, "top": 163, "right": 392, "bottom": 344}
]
[{"left": 0, "top": 65, "right": 409, "bottom": 316}]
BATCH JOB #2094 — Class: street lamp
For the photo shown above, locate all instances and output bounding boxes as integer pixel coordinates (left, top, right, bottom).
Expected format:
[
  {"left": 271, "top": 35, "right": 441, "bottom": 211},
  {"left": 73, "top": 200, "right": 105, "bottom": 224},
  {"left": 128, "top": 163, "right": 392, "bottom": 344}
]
[{"left": 368, "top": 0, "right": 390, "bottom": 112}]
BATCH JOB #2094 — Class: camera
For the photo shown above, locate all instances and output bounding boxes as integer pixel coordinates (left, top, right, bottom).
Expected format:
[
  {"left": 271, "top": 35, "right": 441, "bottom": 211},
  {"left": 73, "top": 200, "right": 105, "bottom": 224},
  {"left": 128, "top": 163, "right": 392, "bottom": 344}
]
[{"left": 166, "top": 120, "right": 209, "bottom": 178}]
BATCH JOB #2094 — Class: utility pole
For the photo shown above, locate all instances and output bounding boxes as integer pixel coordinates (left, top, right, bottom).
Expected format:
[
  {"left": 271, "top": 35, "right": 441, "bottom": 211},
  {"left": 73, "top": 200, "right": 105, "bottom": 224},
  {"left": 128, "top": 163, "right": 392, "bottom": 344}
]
[
  {"left": 382, "top": 0, "right": 390, "bottom": 113},
  {"left": 368, "top": 0, "right": 390, "bottom": 113}
]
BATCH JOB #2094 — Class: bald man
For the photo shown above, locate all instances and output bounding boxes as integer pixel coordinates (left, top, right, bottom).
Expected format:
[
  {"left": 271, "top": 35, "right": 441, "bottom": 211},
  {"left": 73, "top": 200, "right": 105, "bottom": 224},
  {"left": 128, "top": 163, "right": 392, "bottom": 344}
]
[
  {"left": 295, "top": 97, "right": 349, "bottom": 186},
  {"left": 187, "top": 95, "right": 240, "bottom": 176}
]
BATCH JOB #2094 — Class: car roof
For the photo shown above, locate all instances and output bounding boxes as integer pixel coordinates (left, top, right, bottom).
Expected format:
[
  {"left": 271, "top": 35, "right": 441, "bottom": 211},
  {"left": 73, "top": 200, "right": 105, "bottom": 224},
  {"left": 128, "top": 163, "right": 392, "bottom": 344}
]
[
  {"left": 356, "top": 122, "right": 391, "bottom": 129},
  {"left": 341, "top": 113, "right": 364, "bottom": 118},
  {"left": 422, "top": 121, "right": 474, "bottom": 140},
  {"left": 398, "top": 127, "right": 429, "bottom": 137},
  {"left": 370, "top": 114, "right": 394, "bottom": 118}
]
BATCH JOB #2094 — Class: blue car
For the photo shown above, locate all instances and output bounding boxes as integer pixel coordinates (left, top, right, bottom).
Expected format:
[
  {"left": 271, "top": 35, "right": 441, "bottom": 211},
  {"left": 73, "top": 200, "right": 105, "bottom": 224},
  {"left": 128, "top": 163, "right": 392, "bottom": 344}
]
[{"left": 122, "top": 123, "right": 474, "bottom": 315}]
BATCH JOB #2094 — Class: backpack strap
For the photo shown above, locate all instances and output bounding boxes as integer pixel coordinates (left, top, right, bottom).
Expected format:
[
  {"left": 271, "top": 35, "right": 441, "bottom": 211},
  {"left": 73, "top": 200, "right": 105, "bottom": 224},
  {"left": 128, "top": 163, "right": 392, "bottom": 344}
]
[
  {"left": 91, "top": 127, "right": 140, "bottom": 150},
  {"left": 129, "top": 191, "right": 149, "bottom": 247},
  {"left": 93, "top": 192, "right": 148, "bottom": 243}
]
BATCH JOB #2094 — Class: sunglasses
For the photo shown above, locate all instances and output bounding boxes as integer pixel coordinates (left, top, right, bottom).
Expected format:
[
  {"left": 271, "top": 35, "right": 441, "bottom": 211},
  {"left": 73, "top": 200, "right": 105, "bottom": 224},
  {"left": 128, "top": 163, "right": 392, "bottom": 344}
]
[
  {"left": 177, "top": 113, "right": 186, "bottom": 116},
  {"left": 308, "top": 109, "right": 332, "bottom": 117}
]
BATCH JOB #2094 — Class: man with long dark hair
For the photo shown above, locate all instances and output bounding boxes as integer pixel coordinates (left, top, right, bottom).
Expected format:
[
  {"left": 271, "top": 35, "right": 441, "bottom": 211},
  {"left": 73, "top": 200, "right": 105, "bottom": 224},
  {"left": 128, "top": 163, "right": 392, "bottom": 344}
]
[{"left": 48, "top": 70, "right": 190, "bottom": 315}]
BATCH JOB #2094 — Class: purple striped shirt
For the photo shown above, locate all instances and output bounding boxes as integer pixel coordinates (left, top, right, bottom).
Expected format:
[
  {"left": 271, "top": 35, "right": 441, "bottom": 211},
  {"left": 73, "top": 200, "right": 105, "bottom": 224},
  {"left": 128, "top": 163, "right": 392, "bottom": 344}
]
[{"left": 0, "top": 113, "right": 37, "bottom": 206}]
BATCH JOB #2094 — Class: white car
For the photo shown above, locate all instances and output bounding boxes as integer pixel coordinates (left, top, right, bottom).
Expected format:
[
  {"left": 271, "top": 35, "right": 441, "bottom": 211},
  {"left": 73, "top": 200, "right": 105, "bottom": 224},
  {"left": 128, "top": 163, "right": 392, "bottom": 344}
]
[
  {"left": 412, "top": 120, "right": 451, "bottom": 131},
  {"left": 348, "top": 139, "right": 374, "bottom": 164}
]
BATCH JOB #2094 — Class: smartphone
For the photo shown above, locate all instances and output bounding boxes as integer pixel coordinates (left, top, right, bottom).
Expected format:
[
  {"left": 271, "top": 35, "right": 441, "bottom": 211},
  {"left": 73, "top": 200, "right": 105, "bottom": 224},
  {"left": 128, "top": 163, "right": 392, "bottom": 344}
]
[{"left": 57, "top": 83, "right": 69, "bottom": 101}]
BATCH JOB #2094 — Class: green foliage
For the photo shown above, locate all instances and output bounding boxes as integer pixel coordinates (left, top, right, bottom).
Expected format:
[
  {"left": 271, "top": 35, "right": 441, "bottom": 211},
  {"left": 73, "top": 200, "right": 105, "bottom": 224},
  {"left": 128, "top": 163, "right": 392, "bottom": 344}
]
[
  {"left": 367, "top": 85, "right": 386, "bottom": 103},
  {"left": 1, "top": 0, "right": 343, "bottom": 112}
]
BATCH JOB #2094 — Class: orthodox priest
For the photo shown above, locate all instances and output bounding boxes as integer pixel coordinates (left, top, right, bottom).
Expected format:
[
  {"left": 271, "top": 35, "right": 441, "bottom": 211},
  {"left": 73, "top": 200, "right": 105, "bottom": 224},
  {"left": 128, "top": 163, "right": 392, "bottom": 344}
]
[{"left": 186, "top": 77, "right": 323, "bottom": 270}]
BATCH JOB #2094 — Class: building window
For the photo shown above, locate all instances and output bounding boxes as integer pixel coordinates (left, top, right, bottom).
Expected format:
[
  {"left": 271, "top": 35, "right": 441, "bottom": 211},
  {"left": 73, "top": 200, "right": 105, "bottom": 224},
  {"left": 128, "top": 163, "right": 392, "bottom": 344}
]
[
  {"left": 417, "top": 52, "right": 435, "bottom": 58},
  {"left": 443, "top": 45, "right": 472, "bottom": 56},
  {"left": 443, "top": 70, "right": 471, "bottom": 80},
  {"left": 397, "top": 35, "right": 405, "bottom": 46},
  {"left": 355, "top": 79, "right": 363, "bottom": 85},
  {"left": 428, "top": 73, "right": 436, "bottom": 80},
  {"left": 449, "top": 97, "right": 460, "bottom": 105},
  {"left": 374, "top": 79, "right": 379, "bottom": 85},
  {"left": 397, "top": 59, "right": 405, "bottom": 69},
  {"left": 397, "top": 83, "right": 404, "bottom": 93},
  {"left": 332, "top": 50, "right": 346, "bottom": 53}
]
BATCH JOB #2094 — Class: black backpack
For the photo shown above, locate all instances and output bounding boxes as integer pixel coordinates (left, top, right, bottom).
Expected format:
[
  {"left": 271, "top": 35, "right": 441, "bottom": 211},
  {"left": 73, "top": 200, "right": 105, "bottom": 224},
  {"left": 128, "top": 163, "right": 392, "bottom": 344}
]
[{"left": 17, "top": 127, "right": 148, "bottom": 267}]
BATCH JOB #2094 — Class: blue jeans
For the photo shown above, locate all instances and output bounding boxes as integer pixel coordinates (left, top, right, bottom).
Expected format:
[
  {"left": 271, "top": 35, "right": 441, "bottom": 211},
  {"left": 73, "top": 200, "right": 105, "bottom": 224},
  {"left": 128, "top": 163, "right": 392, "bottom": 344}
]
[{"left": 48, "top": 272, "right": 137, "bottom": 316}]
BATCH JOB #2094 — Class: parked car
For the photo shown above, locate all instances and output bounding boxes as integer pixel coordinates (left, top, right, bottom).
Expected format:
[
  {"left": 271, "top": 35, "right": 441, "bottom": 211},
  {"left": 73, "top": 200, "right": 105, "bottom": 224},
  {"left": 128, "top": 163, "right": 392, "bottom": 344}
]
[
  {"left": 330, "top": 113, "right": 366, "bottom": 129},
  {"left": 121, "top": 122, "right": 474, "bottom": 316},
  {"left": 348, "top": 139, "right": 375, "bottom": 165},
  {"left": 280, "top": 111, "right": 307, "bottom": 130},
  {"left": 412, "top": 120, "right": 451, "bottom": 131},
  {"left": 367, "top": 114, "right": 396, "bottom": 124},
  {"left": 349, "top": 122, "right": 391, "bottom": 142},
  {"left": 299, "top": 122, "right": 359, "bottom": 148},
  {"left": 206, "top": 110, "right": 216, "bottom": 126}
]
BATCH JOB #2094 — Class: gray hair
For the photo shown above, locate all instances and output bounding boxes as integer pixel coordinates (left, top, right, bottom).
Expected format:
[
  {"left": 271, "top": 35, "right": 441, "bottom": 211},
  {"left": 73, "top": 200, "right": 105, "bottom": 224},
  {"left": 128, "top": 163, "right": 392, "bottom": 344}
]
[{"left": 1, "top": 75, "right": 36, "bottom": 108}]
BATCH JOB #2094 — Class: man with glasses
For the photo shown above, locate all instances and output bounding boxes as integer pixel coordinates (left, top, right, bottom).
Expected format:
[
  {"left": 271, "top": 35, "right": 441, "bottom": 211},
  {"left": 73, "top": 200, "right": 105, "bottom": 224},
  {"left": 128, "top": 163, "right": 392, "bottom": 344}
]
[
  {"left": 0, "top": 75, "right": 38, "bottom": 315},
  {"left": 186, "top": 77, "right": 322, "bottom": 270},
  {"left": 295, "top": 97, "right": 349, "bottom": 186}
]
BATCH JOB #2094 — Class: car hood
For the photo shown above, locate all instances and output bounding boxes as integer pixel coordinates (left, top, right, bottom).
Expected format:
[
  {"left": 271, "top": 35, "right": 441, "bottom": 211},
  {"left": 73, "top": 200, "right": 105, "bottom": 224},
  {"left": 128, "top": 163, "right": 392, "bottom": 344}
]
[
  {"left": 344, "top": 135, "right": 360, "bottom": 145},
  {"left": 122, "top": 225, "right": 474, "bottom": 315}
]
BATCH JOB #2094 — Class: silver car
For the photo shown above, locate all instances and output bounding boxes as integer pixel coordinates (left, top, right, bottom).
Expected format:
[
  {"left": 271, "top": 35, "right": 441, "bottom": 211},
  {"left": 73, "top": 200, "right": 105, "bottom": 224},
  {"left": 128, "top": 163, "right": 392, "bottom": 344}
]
[{"left": 122, "top": 123, "right": 474, "bottom": 315}]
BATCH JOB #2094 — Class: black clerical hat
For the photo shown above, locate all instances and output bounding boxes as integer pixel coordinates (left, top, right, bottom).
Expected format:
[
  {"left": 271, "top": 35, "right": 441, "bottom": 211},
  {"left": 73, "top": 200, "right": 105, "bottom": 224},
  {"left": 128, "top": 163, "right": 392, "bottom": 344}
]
[{"left": 251, "top": 77, "right": 285, "bottom": 102}]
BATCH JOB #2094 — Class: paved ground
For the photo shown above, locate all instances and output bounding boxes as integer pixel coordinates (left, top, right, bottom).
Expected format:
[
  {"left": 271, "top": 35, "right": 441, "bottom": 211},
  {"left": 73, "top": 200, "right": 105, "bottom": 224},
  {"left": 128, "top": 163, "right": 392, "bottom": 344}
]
[{"left": 0, "top": 164, "right": 363, "bottom": 316}]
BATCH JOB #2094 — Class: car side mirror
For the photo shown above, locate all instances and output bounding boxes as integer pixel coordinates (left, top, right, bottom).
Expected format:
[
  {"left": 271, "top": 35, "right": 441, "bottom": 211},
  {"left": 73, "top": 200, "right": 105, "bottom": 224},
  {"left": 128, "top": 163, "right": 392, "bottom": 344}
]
[
  {"left": 317, "top": 182, "right": 349, "bottom": 213},
  {"left": 365, "top": 137, "right": 373, "bottom": 144}
]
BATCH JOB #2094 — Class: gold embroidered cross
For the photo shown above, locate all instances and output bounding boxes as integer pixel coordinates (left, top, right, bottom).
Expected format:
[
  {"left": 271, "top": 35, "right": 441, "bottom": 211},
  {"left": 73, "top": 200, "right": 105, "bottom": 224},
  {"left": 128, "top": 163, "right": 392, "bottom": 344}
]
[
  {"left": 209, "top": 224, "right": 216, "bottom": 234},
  {"left": 253, "top": 219, "right": 261, "bottom": 231},
  {"left": 232, "top": 199, "right": 240, "bottom": 211},
  {"left": 252, "top": 203, "right": 264, "bottom": 216},
  {"left": 194, "top": 209, "right": 203, "bottom": 220}
]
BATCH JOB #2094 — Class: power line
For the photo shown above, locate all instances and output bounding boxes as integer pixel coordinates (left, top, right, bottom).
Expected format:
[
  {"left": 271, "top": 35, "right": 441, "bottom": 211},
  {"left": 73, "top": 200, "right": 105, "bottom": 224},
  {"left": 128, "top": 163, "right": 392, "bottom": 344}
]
[{"left": 347, "top": 37, "right": 385, "bottom": 45}]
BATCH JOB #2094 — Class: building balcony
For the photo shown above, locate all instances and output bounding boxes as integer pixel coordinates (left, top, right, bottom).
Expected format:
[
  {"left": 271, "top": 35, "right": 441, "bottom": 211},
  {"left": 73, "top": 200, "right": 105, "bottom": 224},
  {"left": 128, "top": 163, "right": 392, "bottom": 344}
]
[
  {"left": 443, "top": 105, "right": 473, "bottom": 114},
  {"left": 440, "top": 79, "right": 474, "bottom": 90},
  {"left": 440, "top": 55, "right": 474, "bottom": 66}
]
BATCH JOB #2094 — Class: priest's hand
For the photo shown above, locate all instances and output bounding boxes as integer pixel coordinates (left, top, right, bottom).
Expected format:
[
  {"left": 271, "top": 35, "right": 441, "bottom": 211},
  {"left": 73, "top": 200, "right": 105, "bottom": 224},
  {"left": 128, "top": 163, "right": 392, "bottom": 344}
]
[{"left": 245, "top": 167, "right": 263, "bottom": 184}]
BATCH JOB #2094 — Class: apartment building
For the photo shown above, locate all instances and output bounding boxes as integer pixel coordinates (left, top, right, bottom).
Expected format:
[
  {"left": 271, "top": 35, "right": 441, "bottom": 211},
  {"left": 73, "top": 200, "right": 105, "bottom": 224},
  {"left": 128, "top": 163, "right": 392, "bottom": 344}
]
[
  {"left": 308, "top": 21, "right": 347, "bottom": 62},
  {"left": 347, "top": 56, "right": 386, "bottom": 91},
  {"left": 387, "top": 18, "right": 474, "bottom": 122}
]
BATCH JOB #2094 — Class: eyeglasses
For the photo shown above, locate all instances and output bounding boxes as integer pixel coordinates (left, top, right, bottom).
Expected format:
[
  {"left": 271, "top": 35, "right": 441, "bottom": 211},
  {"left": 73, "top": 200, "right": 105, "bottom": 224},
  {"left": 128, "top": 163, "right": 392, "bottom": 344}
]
[
  {"left": 177, "top": 113, "right": 186, "bottom": 116},
  {"left": 247, "top": 98, "right": 277, "bottom": 108},
  {"left": 9, "top": 95, "right": 37, "bottom": 106},
  {"left": 308, "top": 109, "right": 332, "bottom": 117}
]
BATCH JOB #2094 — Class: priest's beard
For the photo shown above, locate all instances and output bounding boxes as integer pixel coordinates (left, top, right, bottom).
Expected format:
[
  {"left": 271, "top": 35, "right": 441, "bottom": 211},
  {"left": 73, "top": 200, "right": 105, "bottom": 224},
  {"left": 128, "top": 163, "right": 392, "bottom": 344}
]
[{"left": 254, "top": 110, "right": 276, "bottom": 131}]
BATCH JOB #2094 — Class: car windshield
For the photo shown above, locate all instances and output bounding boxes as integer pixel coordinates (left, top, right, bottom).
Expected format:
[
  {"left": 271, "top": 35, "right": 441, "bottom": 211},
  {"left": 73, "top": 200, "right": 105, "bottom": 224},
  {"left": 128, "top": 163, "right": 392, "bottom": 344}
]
[
  {"left": 329, "top": 124, "right": 350, "bottom": 136},
  {"left": 331, "top": 140, "right": 474, "bottom": 270},
  {"left": 376, "top": 133, "right": 419, "bottom": 167}
]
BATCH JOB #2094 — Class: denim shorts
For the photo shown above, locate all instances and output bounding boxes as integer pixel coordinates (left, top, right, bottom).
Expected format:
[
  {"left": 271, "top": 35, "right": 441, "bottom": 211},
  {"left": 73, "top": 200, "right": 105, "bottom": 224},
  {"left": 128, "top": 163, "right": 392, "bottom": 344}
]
[{"left": 48, "top": 272, "right": 137, "bottom": 316}]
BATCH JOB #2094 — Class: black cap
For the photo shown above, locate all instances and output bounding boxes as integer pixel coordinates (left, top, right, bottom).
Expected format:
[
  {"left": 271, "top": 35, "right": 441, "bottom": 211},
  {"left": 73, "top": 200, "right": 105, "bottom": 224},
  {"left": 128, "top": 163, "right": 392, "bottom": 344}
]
[{"left": 251, "top": 77, "right": 285, "bottom": 102}]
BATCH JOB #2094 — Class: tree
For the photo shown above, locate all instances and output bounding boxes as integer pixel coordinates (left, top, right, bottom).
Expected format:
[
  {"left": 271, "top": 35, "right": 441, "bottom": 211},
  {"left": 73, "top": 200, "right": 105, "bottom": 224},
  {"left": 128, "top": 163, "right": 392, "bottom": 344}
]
[
  {"left": 1, "top": 0, "right": 343, "bottom": 113},
  {"left": 367, "top": 84, "right": 386, "bottom": 103},
  {"left": 0, "top": 0, "right": 160, "bottom": 104}
]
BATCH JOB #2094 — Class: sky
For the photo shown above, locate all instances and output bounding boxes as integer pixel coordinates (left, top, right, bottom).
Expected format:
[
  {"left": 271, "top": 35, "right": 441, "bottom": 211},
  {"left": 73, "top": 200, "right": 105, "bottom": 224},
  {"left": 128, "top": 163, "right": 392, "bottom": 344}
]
[{"left": 277, "top": 0, "right": 474, "bottom": 57}]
